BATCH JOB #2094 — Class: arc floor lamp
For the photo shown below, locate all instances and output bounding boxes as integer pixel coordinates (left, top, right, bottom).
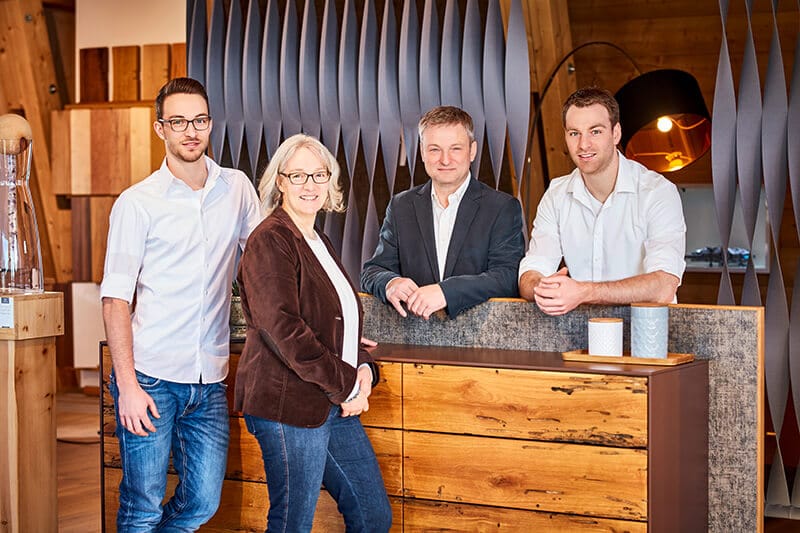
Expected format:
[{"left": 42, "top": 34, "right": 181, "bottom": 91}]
[{"left": 532, "top": 41, "right": 712, "bottom": 176}]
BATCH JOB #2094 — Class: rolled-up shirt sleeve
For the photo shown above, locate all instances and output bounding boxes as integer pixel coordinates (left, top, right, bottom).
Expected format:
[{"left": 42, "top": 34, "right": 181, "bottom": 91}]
[
  {"left": 642, "top": 180, "right": 686, "bottom": 281},
  {"left": 100, "top": 193, "right": 148, "bottom": 303},
  {"left": 518, "top": 189, "right": 563, "bottom": 280}
]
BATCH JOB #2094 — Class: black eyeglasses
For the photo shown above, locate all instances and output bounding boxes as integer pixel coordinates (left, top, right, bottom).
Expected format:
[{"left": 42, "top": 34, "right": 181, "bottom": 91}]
[
  {"left": 158, "top": 115, "right": 212, "bottom": 132},
  {"left": 279, "top": 171, "right": 331, "bottom": 185}
]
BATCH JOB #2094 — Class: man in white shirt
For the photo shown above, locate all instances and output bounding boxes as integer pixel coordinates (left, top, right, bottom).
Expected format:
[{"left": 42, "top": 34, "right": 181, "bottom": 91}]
[
  {"left": 361, "top": 106, "right": 525, "bottom": 318},
  {"left": 519, "top": 87, "right": 686, "bottom": 316},
  {"left": 100, "top": 78, "right": 260, "bottom": 530}
]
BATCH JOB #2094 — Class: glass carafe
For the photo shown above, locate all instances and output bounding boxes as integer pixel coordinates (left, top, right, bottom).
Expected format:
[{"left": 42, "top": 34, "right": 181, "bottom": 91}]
[{"left": 0, "top": 136, "right": 43, "bottom": 292}]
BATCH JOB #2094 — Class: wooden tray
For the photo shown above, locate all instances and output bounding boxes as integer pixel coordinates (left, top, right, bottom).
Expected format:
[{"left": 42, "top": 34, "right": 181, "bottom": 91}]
[{"left": 562, "top": 349, "right": 695, "bottom": 366}]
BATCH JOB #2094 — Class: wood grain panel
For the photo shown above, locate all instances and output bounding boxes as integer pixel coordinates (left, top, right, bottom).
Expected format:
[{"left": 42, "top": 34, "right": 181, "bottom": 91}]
[
  {"left": 8, "top": 337, "right": 58, "bottom": 532},
  {"left": 403, "top": 431, "right": 647, "bottom": 520},
  {"left": 128, "top": 106, "right": 154, "bottom": 183},
  {"left": 79, "top": 47, "right": 108, "bottom": 103},
  {"left": 360, "top": 361, "right": 402, "bottom": 429},
  {"left": 68, "top": 108, "right": 91, "bottom": 195},
  {"left": 50, "top": 109, "right": 71, "bottom": 195},
  {"left": 111, "top": 45, "right": 140, "bottom": 101},
  {"left": 90, "top": 108, "right": 130, "bottom": 194},
  {"left": 364, "top": 427, "right": 402, "bottom": 497},
  {"left": 403, "top": 364, "right": 648, "bottom": 447},
  {"left": 141, "top": 44, "right": 170, "bottom": 100},
  {"left": 226, "top": 416, "right": 266, "bottom": 482},
  {"left": 170, "top": 43, "right": 187, "bottom": 79},
  {"left": 104, "top": 468, "right": 404, "bottom": 532},
  {"left": 402, "top": 498, "right": 647, "bottom": 532},
  {"left": 89, "top": 196, "right": 115, "bottom": 283},
  {"left": 70, "top": 197, "right": 91, "bottom": 281}
]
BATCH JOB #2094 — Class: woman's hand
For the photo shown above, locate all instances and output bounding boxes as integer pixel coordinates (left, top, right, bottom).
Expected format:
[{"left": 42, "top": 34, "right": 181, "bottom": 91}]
[
  {"left": 356, "top": 365, "right": 373, "bottom": 398},
  {"left": 341, "top": 392, "right": 369, "bottom": 417}
]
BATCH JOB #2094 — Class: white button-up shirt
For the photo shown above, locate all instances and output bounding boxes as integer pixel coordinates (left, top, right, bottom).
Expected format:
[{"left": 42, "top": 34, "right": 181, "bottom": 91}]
[
  {"left": 100, "top": 157, "right": 261, "bottom": 383},
  {"left": 519, "top": 153, "right": 686, "bottom": 283},
  {"left": 431, "top": 175, "right": 471, "bottom": 280}
]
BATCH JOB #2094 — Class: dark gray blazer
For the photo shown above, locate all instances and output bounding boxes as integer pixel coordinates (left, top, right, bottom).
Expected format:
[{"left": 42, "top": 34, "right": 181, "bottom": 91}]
[{"left": 360, "top": 178, "right": 525, "bottom": 317}]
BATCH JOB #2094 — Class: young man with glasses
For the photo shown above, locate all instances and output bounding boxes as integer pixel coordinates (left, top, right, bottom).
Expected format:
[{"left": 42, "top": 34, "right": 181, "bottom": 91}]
[{"left": 100, "top": 77, "right": 260, "bottom": 530}]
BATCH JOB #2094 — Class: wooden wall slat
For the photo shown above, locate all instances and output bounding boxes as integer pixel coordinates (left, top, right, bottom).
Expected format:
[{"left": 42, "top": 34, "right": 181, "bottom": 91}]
[
  {"left": 89, "top": 108, "right": 130, "bottom": 194},
  {"left": 70, "top": 196, "right": 91, "bottom": 281},
  {"left": 111, "top": 45, "right": 140, "bottom": 101},
  {"left": 50, "top": 109, "right": 71, "bottom": 195},
  {"left": 89, "top": 197, "right": 114, "bottom": 283},
  {"left": 170, "top": 43, "right": 187, "bottom": 80},
  {"left": 79, "top": 47, "right": 109, "bottom": 103},
  {"left": 141, "top": 44, "right": 170, "bottom": 100}
]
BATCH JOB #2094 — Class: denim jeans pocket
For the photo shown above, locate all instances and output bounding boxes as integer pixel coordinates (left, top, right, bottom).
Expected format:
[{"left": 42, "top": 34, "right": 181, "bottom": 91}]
[{"left": 135, "top": 371, "right": 161, "bottom": 389}]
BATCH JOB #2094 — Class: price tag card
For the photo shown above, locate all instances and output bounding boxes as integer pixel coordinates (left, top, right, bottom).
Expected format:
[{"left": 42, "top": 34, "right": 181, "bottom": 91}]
[{"left": 0, "top": 297, "right": 14, "bottom": 328}]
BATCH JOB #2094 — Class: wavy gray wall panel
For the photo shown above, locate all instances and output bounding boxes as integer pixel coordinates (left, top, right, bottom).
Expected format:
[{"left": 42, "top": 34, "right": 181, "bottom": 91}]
[
  {"left": 187, "top": 0, "right": 206, "bottom": 87},
  {"left": 378, "top": 0, "right": 401, "bottom": 193},
  {"left": 339, "top": 0, "right": 360, "bottom": 178},
  {"left": 419, "top": 0, "right": 441, "bottom": 114},
  {"left": 299, "top": 0, "right": 321, "bottom": 138},
  {"left": 398, "top": 0, "right": 421, "bottom": 183},
  {"left": 193, "top": 0, "right": 536, "bottom": 279},
  {"left": 461, "top": 0, "right": 484, "bottom": 179},
  {"left": 504, "top": 0, "right": 530, "bottom": 194},
  {"left": 440, "top": 0, "right": 461, "bottom": 108},
  {"left": 735, "top": 0, "right": 762, "bottom": 307},
  {"left": 339, "top": 0, "right": 363, "bottom": 279},
  {"left": 483, "top": 0, "right": 507, "bottom": 185},
  {"left": 279, "top": 0, "right": 301, "bottom": 138},
  {"left": 712, "top": 0, "right": 737, "bottom": 305},
  {"left": 358, "top": 0, "right": 379, "bottom": 180},
  {"left": 359, "top": 0, "right": 380, "bottom": 266},
  {"left": 789, "top": 15, "right": 800, "bottom": 509},
  {"left": 320, "top": 0, "right": 343, "bottom": 254},
  {"left": 319, "top": 0, "right": 341, "bottom": 156},
  {"left": 260, "top": 0, "right": 282, "bottom": 159},
  {"left": 224, "top": 0, "right": 245, "bottom": 168},
  {"left": 761, "top": 0, "right": 791, "bottom": 510},
  {"left": 242, "top": 0, "right": 263, "bottom": 175},
  {"left": 206, "top": 0, "right": 226, "bottom": 160}
]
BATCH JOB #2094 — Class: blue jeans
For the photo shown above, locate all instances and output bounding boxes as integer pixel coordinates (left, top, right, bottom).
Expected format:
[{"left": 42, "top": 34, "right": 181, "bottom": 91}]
[
  {"left": 245, "top": 406, "right": 392, "bottom": 533},
  {"left": 109, "top": 370, "right": 230, "bottom": 532}
]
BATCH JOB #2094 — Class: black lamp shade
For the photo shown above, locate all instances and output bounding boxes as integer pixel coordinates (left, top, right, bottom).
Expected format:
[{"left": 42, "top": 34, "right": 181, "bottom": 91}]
[{"left": 615, "top": 69, "right": 711, "bottom": 173}]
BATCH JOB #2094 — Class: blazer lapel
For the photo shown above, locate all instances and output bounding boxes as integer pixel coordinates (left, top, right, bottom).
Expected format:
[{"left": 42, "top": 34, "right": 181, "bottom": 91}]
[
  {"left": 444, "top": 179, "right": 481, "bottom": 279},
  {"left": 412, "top": 182, "right": 440, "bottom": 282}
]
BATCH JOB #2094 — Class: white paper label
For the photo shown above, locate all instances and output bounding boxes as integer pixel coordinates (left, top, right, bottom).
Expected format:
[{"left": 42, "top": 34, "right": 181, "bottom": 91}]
[{"left": 0, "top": 297, "right": 13, "bottom": 328}]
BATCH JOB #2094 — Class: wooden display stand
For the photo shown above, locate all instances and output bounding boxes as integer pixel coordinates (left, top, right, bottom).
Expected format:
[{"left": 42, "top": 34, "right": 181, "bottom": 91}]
[{"left": 0, "top": 292, "right": 65, "bottom": 533}]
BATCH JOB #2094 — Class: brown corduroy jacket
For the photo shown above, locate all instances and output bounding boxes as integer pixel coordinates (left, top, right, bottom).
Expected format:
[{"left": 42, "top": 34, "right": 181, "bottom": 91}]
[{"left": 234, "top": 207, "right": 376, "bottom": 427}]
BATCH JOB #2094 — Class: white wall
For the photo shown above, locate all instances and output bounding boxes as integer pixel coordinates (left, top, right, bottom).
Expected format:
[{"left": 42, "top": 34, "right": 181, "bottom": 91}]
[{"left": 75, "top": 0, "right": 186, "bottom": 100}]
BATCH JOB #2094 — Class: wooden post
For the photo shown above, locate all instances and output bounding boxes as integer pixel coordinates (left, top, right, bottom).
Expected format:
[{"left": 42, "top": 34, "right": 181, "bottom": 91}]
[{"left": 0, "top": 292, "right": 65, "bottom": 533}]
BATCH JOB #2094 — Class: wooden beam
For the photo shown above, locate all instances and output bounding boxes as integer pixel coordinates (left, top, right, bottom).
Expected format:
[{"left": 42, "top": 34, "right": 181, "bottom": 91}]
[{"left": 0, "top": 0, "right": 72, "bottom": 284}]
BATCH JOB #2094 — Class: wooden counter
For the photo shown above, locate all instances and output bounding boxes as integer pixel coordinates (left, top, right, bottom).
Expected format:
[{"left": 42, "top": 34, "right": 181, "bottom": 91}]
[
  {"left": 0, "top": 292, "right": 65, "bottom": 533},
  {"left": 101, "top": 340, "right": 708, "bottom": 532}
]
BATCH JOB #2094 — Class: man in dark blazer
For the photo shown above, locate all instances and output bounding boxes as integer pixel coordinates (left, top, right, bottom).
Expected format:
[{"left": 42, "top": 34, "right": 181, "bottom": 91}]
[{"left": 361, "top": 106, "right": 525, "bottom": 318}]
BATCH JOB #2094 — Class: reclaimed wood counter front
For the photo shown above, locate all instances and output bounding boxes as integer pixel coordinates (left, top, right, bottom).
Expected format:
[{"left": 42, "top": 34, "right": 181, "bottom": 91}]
[{"left": 101, "top": 341, "right": 708, "bottom": 532}]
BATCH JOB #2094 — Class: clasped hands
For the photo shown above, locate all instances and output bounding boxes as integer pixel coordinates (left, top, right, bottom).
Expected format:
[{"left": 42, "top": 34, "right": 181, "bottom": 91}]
[
  {"left": 532, "top": 267, "right": 589, "bottom": 316},
  {"left": 385, "top": 277, "right": 446, "bottom": 320}
]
